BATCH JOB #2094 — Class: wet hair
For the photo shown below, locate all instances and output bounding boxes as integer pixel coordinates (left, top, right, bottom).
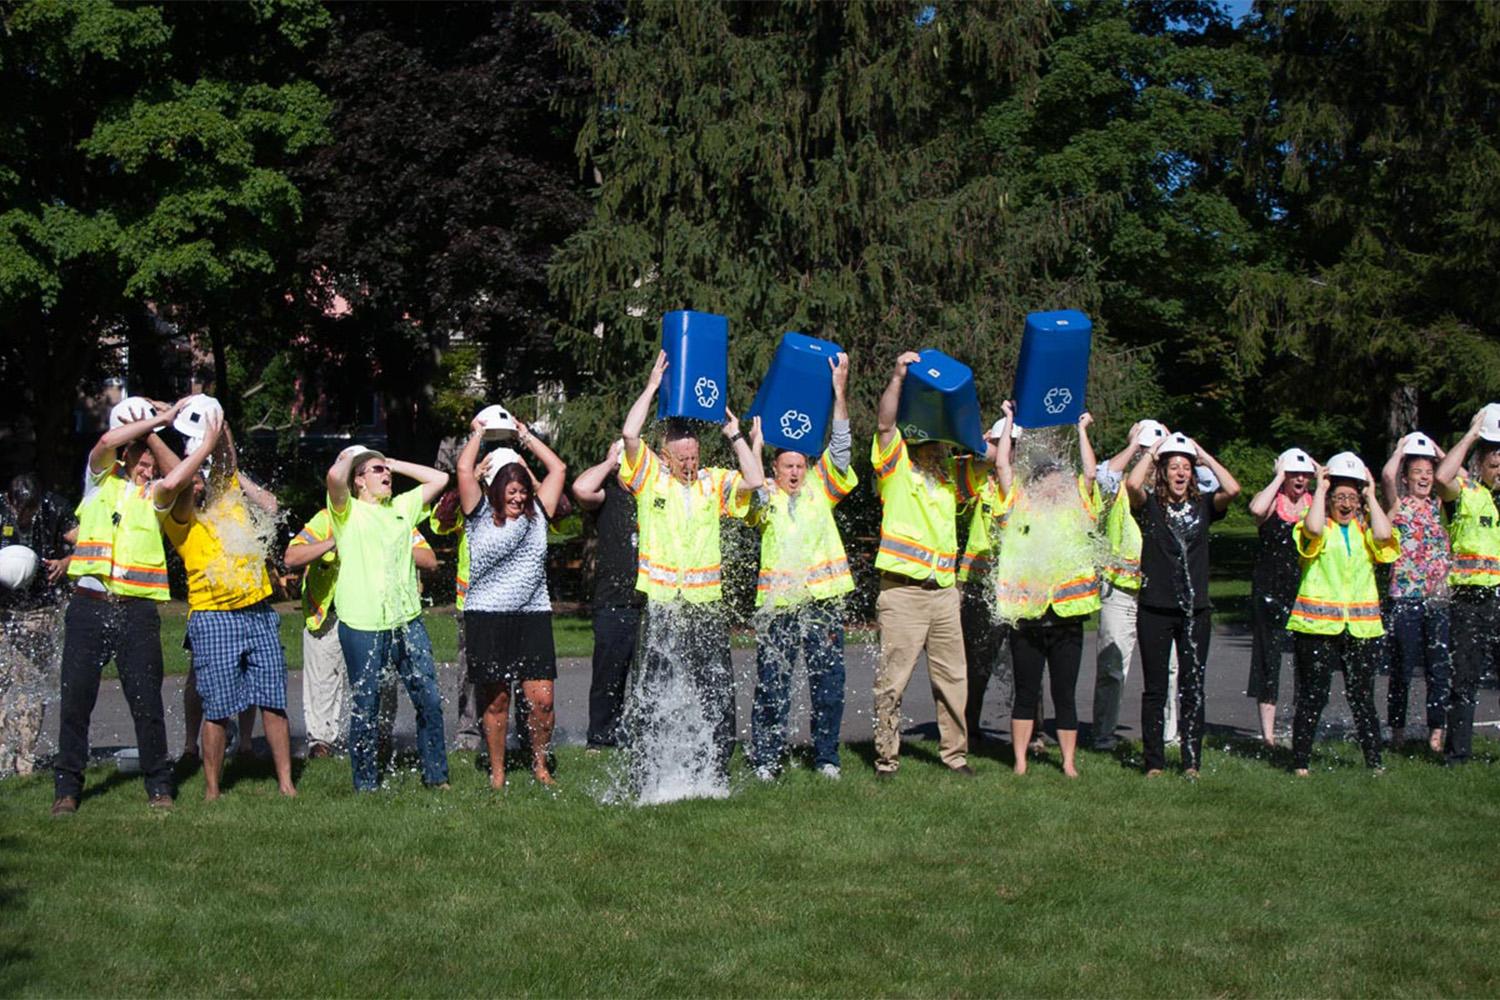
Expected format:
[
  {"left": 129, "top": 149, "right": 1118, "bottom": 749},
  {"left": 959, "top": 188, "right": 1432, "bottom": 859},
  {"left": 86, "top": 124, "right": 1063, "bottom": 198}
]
[
  {"left": 486, "top": 462, "right": 536, "bottom": 526},
  {"left": 1025, "top": 459, "right": 1066, "bottom": 485},
  {"left": 1153, "top": 456, "right": 1201, "bottom": 505},
  {"left": 7, "top": 473, "right": 38, "bottom": 510},
  {"left": 1474, "top": 441, "right": 1500, "bottom": 478},
  {"left": 663, "top": 419, "right": 697, "bottom": 448}
]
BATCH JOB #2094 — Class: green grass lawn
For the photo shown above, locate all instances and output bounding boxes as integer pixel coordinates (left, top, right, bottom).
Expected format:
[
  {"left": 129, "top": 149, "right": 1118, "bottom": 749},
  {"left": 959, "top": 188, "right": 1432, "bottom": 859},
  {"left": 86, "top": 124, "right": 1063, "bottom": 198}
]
[{"left": 3, "top": 739, "right": 1498, "bottom": 997}]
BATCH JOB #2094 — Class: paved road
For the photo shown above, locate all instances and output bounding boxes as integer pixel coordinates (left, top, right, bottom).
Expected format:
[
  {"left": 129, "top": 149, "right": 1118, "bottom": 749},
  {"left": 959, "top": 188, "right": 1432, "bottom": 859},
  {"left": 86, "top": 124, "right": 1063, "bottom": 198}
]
[{"left": 40, "top": 625, "right": 1496, "bottom": 766}]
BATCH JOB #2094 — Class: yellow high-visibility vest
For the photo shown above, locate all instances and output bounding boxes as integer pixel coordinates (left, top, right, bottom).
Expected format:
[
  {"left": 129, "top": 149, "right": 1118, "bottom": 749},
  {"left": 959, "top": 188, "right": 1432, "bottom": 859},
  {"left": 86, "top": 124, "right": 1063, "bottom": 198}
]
[
  {"left": 1100, "top": 482, "right": 1142, "bottom": 590},
  {"left": 993, "top": 476, "right": 1102, "bottom": 620},
  {"left": 429, "top": 510, "right": 469, "bottom": 610},
  {"left": 620, "top": 444, "right": 749, "bottom": 603},
  {"left": 753, "top": 450, "right": 857, "bottom": 608},
  {"left": 958, "top": 478, "right": 1005, "bottom": 583},
  {"left": 1287, "top": 518, "right": 1400, "bottom": 637},
  {"left": 871, "top": 432, "right": 986, "bottom": 588},
  {"left": 69, "top": 474, "right": 169, "bottom": 599},
  {"left": 1447, "top": 481, "right": 1500, "bottom": 588},
  {"left": 290, "top": 510, "right": 432, "bottom": 630}
]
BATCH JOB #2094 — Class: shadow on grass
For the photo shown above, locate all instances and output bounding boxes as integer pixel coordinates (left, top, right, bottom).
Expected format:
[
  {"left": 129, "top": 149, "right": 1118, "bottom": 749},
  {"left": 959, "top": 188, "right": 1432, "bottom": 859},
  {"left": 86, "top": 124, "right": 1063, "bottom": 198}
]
[
  {"left": 217, "top": 750, "right": 309, "bottom": 794},
  {"left": 0, "top": 835, "right": 33, "bottom": 995}
]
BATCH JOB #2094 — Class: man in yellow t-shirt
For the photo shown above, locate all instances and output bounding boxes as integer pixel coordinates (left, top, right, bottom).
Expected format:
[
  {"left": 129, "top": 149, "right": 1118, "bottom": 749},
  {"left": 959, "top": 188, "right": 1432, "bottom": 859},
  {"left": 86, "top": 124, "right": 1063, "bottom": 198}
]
[
  {"left": 155, "top": 412, "right": 295, "bottom": 801},
  {"left": 618, "top": 350, "right": 763, "bottom": 781}
]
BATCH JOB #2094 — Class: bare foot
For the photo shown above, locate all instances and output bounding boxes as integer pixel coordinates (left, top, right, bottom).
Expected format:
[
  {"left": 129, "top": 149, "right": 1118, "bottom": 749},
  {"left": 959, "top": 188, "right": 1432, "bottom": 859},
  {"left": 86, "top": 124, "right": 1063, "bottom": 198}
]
[
  {"left": 489, "top": 771, "right": 506, "bottom": 790},
  {"left": 533, "top": 768, "right": 557, "bottom": 787},
  {"left": 278, "top": 784, "right": 298, "bottom": 798},
  {"left": 1293, "top": 768, "right": 1310, "bottom": 777},
  {"left": 204, "top": 789, "right": 221, "bottom": 802},
  {"left": 1013, "top": 758, "right": 1027, "bottom": 776},
  {"left": 1183, "top": 768, "right": 1199, "bottom": 780},
  {"left": 1145, "top": 769, "right": 1163, "bottom": 778},
  {"left": 1063, "top": 763, "right": 1079, "bottom": 779},
  {"left": 1429, "top": 729, "right": 1444, "bottom": 753}
]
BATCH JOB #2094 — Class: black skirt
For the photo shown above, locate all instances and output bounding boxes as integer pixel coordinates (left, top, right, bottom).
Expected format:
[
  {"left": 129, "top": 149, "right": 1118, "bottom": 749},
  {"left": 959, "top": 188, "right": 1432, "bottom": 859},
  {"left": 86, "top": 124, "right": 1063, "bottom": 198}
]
[{"left": 464, "top": 610, "right": 557, "bottom": 684}]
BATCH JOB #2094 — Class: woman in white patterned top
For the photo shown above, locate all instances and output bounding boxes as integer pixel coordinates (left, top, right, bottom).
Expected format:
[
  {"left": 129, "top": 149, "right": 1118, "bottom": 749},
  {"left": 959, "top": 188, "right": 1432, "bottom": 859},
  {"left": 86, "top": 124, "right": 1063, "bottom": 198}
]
[{"left": 455, "top": 414, "right": 567, "bottom": 789}]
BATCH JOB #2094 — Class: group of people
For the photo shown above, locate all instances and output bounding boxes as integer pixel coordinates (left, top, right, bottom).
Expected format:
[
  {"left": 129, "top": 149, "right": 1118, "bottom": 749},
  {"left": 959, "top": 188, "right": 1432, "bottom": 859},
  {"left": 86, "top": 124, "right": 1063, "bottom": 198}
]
[{"left": 5, "top": 351, "right": 1500, "bottom": 814}]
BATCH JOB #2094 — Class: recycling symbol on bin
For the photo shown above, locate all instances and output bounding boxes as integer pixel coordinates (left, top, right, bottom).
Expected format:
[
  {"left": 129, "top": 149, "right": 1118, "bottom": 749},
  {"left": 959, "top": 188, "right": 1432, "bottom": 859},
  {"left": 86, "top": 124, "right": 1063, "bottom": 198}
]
[
  {"left": 903, "top": 423, "right": 930, "bottom": 440},
  {"left": 694, "top": 377, "right": 720, "bottom": 410},
  {"left": 779, "top": 409, "right": 813, "bottom": 441},
  {"left": 1043, "top": 387, "right": 1073, "bottom": 415}
]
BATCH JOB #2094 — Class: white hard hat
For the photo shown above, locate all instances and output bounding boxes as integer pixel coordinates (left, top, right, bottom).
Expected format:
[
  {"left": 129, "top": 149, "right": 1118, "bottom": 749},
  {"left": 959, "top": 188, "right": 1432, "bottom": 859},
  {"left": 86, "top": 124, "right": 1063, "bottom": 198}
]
[
  {"left": 1157, "top": 432, "right": 1198, "bottom": 460},
  {"left": 1136, "top": 420, "right": 1168, "bottom": 448},
  {"left": 1277, "top": 448, "right": 1316, "bottom": 474},
  {"left": 172, "top": 394, "right": 223, "bottom": 439},
  {"left": 1196, "top": 465, "right": 1221, "bottom": 493},
  {"left": 0, "top": 544, "right": 39, "bottom": 591},
  {"left": 985, "top": 419, "right": 1023, "bottom": 441},
  {"left": 1478, "top": 403, "right": 1500, "bottom": 444},
  {"left": 476, "top": 405, "right": 519, "bottom": 442},
  {"left": 1325, "top": 451, "right": 1369, "bottom": 483},
  {"left": 342, "top": 445, "right": 387, "bottom": 489},
  {"left": 481, "top": 448, "right": 522, "bottom": 486},
  {"left": 1402, "top": 433, "right": 1438, "bottom": 458},
  {"left": 108, "top": 396, "right": 158, "bottom": 430}
]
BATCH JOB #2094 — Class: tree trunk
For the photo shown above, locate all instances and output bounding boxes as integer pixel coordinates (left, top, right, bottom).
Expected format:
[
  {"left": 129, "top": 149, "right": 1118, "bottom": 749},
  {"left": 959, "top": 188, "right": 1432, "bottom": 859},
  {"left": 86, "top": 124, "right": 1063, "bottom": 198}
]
[{"left": 1387, "top": 384, "right": 1418, "bottom": 449}]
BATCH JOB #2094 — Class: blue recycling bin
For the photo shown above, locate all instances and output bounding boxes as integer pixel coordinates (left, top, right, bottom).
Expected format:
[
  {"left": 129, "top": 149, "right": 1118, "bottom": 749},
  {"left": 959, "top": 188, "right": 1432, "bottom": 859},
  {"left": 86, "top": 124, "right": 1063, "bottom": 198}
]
[
  {"left": 658, "top": 310, "right": 729, "bottom": 423},
  {"left": 746, "top": 332, "right": 843, "bottom": 455},
  {"left": 1013, "top": 309, "right": 1092, "bottom": 429},
  {"left": 896, "top": 350, "right": 987, "bottom": 455}
]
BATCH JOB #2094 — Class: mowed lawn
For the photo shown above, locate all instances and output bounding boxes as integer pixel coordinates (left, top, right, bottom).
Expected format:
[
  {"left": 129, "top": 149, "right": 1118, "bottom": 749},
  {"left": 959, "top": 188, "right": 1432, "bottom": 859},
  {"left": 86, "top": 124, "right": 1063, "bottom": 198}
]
[{"left": 2, "top": 739, "right": 1499, "bottom": 997}]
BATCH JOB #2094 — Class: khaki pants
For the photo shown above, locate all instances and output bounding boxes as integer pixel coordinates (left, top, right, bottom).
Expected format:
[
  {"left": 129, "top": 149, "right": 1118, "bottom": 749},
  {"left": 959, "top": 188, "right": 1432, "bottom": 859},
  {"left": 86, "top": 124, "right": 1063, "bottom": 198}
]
[
  {"left": 302, "top": 618, "right": 348, "bottom": 747},
  {"left": 874, "top": 579, "right": 968, "bottom": 771}
]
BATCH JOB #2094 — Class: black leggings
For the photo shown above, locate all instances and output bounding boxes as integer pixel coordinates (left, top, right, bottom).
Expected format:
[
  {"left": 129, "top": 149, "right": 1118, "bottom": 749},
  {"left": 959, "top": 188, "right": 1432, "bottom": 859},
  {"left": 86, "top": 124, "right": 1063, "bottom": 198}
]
[
  {"left": 1291, "top": 631, "right": 1382, "bottom": 770},
  {"left": 1245, "top": 586, "right": 1294, "bottom": 702},
  {"left": 1137, "top": 605, "right": 1210, "bottom": 771},
  {"left": 1010, "top": 614, "right": 1082, "bottom": 730}
]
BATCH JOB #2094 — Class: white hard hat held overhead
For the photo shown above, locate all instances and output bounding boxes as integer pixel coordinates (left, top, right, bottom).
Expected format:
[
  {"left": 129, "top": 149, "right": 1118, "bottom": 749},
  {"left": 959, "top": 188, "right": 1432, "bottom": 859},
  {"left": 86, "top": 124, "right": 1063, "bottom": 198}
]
[
  {"left": 1325, "top": 451, "right": 1369, "bottom": 483},
  {"left": 172, "top": 394, "right": 223, "bottom": 439},
  {"left": 1136, "top": 420, "right": 1168, "bottom": 448},
  {"left": 1402, "top": 432, "right": 1438, "bottom": 458},
  {"left": 108, "top": 396, "right": 159, "bottom": 430},
  {"left": 985, "top": 419, "right": 1023, "bottom": 441},
  {"left": 476, "top": 405, "right": 519, "bottom": 442},
  {"left": 1157, "top": 432, "right": 1198, "bottom": 460},
  {"left": 481, "top": 448, "right": 522, "bottom": 486},
  {"left": 1277, "top": 448, "right": 1316, "bottom": 474},
  {"left": 0, "top": 544, "right": 39, "bottom": 591},
  {"left": 1478, "top": 403, "right": 1500, "bottom": 444}
]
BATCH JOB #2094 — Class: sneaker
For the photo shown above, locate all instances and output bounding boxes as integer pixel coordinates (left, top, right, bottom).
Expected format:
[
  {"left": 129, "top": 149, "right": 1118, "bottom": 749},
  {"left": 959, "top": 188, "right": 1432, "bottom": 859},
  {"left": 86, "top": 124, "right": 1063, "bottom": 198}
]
[
  {"left": 147, "top": 795, "right": 175, "bottom": 811},
  {"left": 50, "top": 796, "right": 78, "bottom": 817},
  {"left": 816, "top": 763, "right": 841, "bottom": 780},
  {"left": 949, "top": 764, "right": 976, "bottom": 778},
  {"left": 307, "top": 742, "right": 334, "bottom": 760},
  {"left": 1092, "top": 736, "right": 1121, "bottom": 752},
  {"left": 752, "top": 765, "right": 777, "bottom": 782},
  {"left": 874, "top": 768, "right": 896, "bottom": 781}
]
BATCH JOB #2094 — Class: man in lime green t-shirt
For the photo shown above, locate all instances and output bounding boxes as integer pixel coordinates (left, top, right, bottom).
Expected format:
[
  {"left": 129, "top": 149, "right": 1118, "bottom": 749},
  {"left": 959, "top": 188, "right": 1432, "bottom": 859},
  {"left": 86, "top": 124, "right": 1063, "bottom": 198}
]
[{"left": 325, "top": 445, "right": 449, "bottom": 791}]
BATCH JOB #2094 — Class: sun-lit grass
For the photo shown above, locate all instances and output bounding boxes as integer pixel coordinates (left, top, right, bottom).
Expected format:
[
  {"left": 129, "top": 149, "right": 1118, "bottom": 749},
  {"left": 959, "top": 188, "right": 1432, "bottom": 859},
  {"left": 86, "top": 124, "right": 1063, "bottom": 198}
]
[{"left": 3, "top": 738, "right": 1498, "bottom": 998}]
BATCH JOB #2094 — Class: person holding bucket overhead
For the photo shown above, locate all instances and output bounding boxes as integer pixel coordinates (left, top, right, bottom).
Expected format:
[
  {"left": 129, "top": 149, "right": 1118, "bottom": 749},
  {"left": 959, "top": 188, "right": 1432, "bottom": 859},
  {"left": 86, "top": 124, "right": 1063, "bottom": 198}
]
[
  {"left": 1379, "top": 432, "right": 1451, "bottom": 752},
  {"left": 1244, "top": 447, "right": 1317, "bottom": 748},
  {"left": 744, "top": 353, "right": 856, "bottom": 780},
  {"left": 1125, "top": 431, "right": 1241, "bottom": 777},
  {"left": 992, "top": 402, "right": 1101, "bottom": 777},
  {"left": 454, "top": 413, "right": 567, "bottom": 789},
  {"left": 324, "top": 445, "right": 450, "bottom": 791},
  {"left": 870, "top": 351, "right": 993, "bottom": 779},
  {"left": 1433, "top": 405, "right": 1500, "bottom": 765},
  {"left": 959, "top": 419, "right": 1013, "bottom": 745},
  {"left": 619, "top": 350, "right": 763, "bottom": 779},
  {"left": 1285, "top": 452, "right": 1397, "bottom": 775}
]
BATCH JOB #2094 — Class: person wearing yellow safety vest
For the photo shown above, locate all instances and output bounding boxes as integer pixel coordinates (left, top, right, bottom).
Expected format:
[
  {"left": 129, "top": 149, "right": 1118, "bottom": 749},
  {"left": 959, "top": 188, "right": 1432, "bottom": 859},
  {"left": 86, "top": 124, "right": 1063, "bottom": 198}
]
[
  {"left": 871, "top": 351, "right": 993, "bottom": 779},
  {"left": 153, "top": 409, "right": 294, "bottom": 801},
  {"left": 1433, "top": 404, "right": 1500, "bottom": 765},
  {"left": 53, "top": 395, "right": 188, "bottom": 816},
  {"left": 284, "top": 507, "right": 436, "bottom": 760},
  {"left": 959, "top": 420, "right": 1015, "bottom": 746},
  {"left": 1090, "top": 419, "right": 1176, "bottom": 752},
  {"left": 325, "top": 445, "right": 450, "bottom": 791},
  {"left": 1286, "top": 452, "right": 1398, "bottom": 775},
  {"left": 619, "top": 350, "right": 763, "bottom": 780},
  {"left": 992, "top": 402, "right": 1100, "bottom": 778},
  {"left": 745, "top": 352, "right": 856, "bottom": 780},
  {"left": 1125, "top": 431, "right": 1240, "bottom": 778}
]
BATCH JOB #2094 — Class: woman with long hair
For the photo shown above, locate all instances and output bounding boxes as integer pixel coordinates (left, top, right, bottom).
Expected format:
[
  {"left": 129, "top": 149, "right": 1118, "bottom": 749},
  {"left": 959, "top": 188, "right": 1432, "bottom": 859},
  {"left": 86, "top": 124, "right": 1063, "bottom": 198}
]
[
  {"left": 1379, "top": 433, "right": 1451, "bottom": 751},
  {"left": 1244, "top": 448, "right": 1317, "bottom": 748},
  {"left": 1125, "top": 432, "right": 1241, "bottom": 777},
  {"left": 455, "top": 413, "right": 567, "bottom": 789}
]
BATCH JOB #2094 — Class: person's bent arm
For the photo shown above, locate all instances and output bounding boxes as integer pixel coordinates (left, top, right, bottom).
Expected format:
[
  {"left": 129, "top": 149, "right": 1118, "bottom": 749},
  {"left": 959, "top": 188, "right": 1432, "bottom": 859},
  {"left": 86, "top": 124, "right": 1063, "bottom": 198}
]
[
  {"left": 1077, "top": 413, "right": 1097, "bottom": 495},
  {"left": 284, "top": 536, "right": 335, "bottom": 569},
  {"left": 622, "top": 351, "right": 668, "bottom": 465},
  {"left": 994, "top": 400, "right": 1015, "bottom": 497},
  {"left": 1105, "top": 423, "right": 1143, "bottom": 477},
  {"left": 1125, "top": 445, "right": 1157, "bottom": 509},
  {"left": 877, "top": 352, "right": 920, "bottom": 451},
  {"left": 1248, "top": 462, "right": 1286, "bottom": 525},
  {"left": 1303, "top": 468, "right": 1329, "bottom": 539},
  {"left": 517, "top": 420, "right": 568, "bottom": 519},
  {"left": 1194, "top": 441, "right": 1241, "bottom": 512},
  {"left": 1379, "top": 437, "right": 1405, "bottom": 509},
  {"left": 327, "top": 448, "right": 356, "bottom": 513},
  {"left": 388, "top": 459, "right": 449, "bottom": 507},
  {"left": 413, "top": 543, "right": 438, "bottom": 573},
  {"left": 1365, "top": 477, "right": 1394, "bottom": 542},
  {"left": 456, "top": 421, "right": 486, "bottom": 517},
  {"left": 1436, "top": 410, "right": 1482, "bottom": 500},
  {"left": 572, "top": 440, "right": 624, "bottom": 511},
  {"left": 88, "top": 397, "right": 186, "bottom": 477},
  {"left": 152, "top": 411, "right": 223, "bottom": 511},
  {"left": 238, "top": 471, "right": 279, "bottom": 515},
  {"left": 724, "top": 407, "right": 763, "bottom": 494},
  {"left": 829, "top": 353, "right": 852, "bottom": 473}
]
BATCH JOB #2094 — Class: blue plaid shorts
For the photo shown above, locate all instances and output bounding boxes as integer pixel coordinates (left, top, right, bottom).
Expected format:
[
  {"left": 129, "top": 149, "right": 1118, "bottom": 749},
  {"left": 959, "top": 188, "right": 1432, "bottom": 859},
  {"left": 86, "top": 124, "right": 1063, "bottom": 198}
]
[{"left": 187, "top": 603, "right": 288, "bottom": 719}]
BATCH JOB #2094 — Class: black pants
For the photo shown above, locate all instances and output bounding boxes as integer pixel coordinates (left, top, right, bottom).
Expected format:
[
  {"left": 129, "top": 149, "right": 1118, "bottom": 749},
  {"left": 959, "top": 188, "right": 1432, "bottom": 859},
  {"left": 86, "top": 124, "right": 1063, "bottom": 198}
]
[
  {"left": 960, "top": 582, "right": 1008, "bottom": 738},
  {"left": 626, "top": 601, "right": 735, "bottom": 777},
  {"left": 1010, "top": 613, "right": 1082, "bottom": 730},
  {"left": 1291, "top": 631, "right": 1383, "bottom": 770},
  {"left": 1138, "top": 605, "right": 1210, "bottom": 771},
  {"left": 1446, "top": 585, "right": 1500, "bottom": 764},
  {"left": 587, "top": 605, "right": 641, "bottom": 747},
  {"left": 1245, "top": 586, "right": 1294, "bottom": 702},
  {"left": 53, "top": 595, "right": 173, "bottom": 800}
]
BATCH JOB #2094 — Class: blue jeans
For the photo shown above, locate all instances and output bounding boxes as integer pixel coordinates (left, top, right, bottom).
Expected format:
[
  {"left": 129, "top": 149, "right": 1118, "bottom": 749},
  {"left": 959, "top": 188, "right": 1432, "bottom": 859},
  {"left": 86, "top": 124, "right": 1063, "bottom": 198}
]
[
  {"left": 751, "top": 599, "right": 845, "bottom": 770},
  {"left": 1386, "top": 596, "right": 1451, "bottom": 731},
  {"left": 338, "top": 619, "right": 448, "bottom": 790}
]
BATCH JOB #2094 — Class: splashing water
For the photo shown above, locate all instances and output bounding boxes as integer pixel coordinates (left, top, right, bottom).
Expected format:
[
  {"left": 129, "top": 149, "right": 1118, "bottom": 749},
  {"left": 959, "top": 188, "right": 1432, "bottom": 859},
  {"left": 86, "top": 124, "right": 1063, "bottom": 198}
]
[
  {"left": 196, "top": 480, "right": 284, "bottom": 595},
  {"left": 0, "top": 604, "right": 65, "bottom": 777}
]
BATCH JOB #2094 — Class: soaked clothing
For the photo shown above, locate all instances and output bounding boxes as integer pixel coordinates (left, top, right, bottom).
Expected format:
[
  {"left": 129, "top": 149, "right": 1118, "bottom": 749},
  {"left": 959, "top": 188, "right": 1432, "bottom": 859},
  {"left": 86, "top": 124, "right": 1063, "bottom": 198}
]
[
  {"left": 1246, "top": 496, "right": 1311, "bottom": 702},
  {"left": 1136, "top": 493, "right": 1223, "bottom": 612},
  {"left": 1010, "top": 610, "right": 1082, "bottom": 729},
  {"left": 1388, "top": 495, "right": 1451, "bottom": 600},
  {"left": 1138, "top": 605, "right": 1210, "bottom": 772},
  {"left": 463, "top": 497, "right": 551, "bottom": 614},
  {"left": 0, "top": 489, "right": 75, "bottom": 611},
  {"left": 1292, "top": 631, "right": 1383, "bottom": 770},
  {"left": 591, "top": 478, "right": 643, "bottom": 610}
]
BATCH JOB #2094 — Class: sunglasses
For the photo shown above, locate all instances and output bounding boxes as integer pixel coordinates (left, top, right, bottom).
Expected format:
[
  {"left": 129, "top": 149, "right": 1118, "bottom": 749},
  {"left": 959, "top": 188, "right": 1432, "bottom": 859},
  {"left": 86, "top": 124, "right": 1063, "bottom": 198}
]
[{"left": 359, "top": 464, "right": 390, "bottom": 476}]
